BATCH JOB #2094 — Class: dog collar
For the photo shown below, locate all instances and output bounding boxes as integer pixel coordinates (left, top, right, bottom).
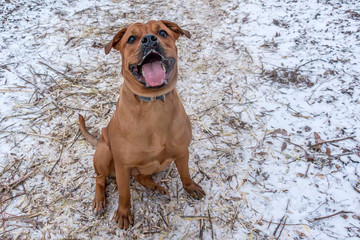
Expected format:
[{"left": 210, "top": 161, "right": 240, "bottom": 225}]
[{"left": 135, "top": 93, "right": 168, "bottom": 102}]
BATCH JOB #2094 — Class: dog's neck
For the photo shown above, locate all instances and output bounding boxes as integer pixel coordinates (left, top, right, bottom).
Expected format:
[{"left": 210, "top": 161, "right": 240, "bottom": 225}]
[
  {"left": 121, "top": 82, "right": 174, "bottom": 103},
  {"left": 135, "top": 93, "right": 169, "bottom": 102}
]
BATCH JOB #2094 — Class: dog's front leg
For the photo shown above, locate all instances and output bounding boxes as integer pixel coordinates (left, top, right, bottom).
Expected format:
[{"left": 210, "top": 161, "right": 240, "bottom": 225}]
[
  {"left": 175, "top": 150, "right": 206, "bottom": 200},
  {"left": 114, "top": 164, "right": 133, "bottom": 229}
]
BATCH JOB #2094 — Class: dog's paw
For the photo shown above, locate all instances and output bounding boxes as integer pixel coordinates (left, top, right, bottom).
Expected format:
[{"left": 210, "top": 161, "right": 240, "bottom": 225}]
[
  {"left": 154, "top": 184, "right": 170, "bottom": 196},
  {"left": 184, "top": 181, "right": 205, "bottom": 200},
  {"left": 92, "top": 197, "right": 106, "bottom": 215},
  {"left": 115, "top": 207, "right": 134, "bottom": 229}
]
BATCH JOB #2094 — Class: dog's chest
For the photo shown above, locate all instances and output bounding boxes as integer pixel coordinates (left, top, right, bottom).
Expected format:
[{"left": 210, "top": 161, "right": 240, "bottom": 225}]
[
  {"left": 124, "top": 135, "right": 182, "bottom": 175},
  {"left": 133, "top": 157, "right": 174, "bottom": 175},
  {"left": 111, "top": 95, "right": 191, "bottom": 174},
  {"left": 113, "top": 118, "right": 190, "bottom": 174}
]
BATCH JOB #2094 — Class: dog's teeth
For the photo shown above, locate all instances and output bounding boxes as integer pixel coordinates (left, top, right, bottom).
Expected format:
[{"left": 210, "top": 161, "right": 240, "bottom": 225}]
[{"left": 162, "top": 63, "right": 166, "bottom": 72}]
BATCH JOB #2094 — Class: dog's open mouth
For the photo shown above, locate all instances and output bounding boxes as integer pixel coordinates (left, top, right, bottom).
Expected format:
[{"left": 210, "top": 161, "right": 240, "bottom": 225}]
[{"left": 129, "top": 50, "right": 175, "bottom": 88}]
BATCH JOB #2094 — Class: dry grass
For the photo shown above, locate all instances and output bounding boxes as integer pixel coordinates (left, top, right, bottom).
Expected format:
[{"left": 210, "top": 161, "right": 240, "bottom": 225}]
[{"left": 1, "top": 1, "right": 359, "bottom": 239}]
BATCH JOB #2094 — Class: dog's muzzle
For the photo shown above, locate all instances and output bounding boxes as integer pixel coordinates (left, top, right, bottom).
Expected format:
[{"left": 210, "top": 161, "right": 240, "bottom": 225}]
[{"left": 129, "top": 35, "right": 175, "bottom": 89}]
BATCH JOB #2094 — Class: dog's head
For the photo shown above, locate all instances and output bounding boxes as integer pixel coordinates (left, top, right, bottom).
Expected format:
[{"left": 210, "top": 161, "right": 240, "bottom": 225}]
[{"left": 104, "top": 20, "right": 190, "bottom": 97}]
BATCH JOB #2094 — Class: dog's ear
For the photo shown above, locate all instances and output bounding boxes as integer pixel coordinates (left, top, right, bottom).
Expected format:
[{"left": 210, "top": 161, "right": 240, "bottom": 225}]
[
  {"left": 104, "top": 27, "right": 128, "bottom": 55},
  {"left": 161, "top": 20, "right": 191, "bottom": 40}
]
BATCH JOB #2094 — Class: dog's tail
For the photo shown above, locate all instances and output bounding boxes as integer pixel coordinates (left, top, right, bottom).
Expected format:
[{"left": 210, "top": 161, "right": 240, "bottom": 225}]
[{"left": 78, "top": 114, "right": 98, "bottom": 147}]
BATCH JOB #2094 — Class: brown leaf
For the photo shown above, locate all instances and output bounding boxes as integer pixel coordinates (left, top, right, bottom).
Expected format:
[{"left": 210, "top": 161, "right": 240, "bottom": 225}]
[
  {"left": 256, "top": 152, "right": 268, "bottom": 156},
  {"left": 326, "top": 148, "right": 331, "bottom": 156},
  {"left": 272, "top": 129, "right": 288, "bottom": 136},
  {"left": 353, "top": 185, "right": 360, "bottom": 193},
  {"left": 296, "top": 230, "right": 306, "bottom": 237},
  {"left": 279, "top": 129, "right": 287, "bottom": 135},
  {"left": 281, "top": 142, "right": 287, "bottom": 152},
  {"left": 313, "top": 132, "right": 323, "bottom": 151},
  {"left": 314, "top": 132, "right": 323, "bottom": 144},
  {"left": 316, "top": 174, "right": 325, "bottom": 179}
]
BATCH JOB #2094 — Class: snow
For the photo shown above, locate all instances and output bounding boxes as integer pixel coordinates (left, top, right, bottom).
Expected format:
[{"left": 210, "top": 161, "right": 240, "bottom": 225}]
[{"left": 1, "top": 0, "right": 359, "bottom": 239}]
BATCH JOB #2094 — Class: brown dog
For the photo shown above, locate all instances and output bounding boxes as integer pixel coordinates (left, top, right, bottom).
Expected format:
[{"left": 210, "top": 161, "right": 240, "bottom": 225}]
[{"left": 79, "top": 20, "right": 205, "bottom": 229}]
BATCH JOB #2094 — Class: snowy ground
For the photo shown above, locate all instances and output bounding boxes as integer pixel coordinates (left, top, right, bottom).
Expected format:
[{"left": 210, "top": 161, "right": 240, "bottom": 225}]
[{"left": 1, "top": 0, "right": 359, "bottom": 239}]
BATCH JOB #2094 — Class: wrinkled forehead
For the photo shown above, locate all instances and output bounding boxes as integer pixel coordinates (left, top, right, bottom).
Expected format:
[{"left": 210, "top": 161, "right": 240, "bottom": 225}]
[{"left": 126, "top": 21, "right": 165, "bottom": 36}]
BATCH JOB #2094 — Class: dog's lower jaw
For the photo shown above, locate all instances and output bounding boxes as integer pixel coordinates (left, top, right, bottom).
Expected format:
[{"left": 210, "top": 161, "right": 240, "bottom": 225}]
[
  {"left": 129, "top": 55, "right": 175, "bottom": 88},
  {"left": 121, "top": 69, "right": 178, "bottom": 100},
  {"left": 144, "top": 79, "right": 168, "bottom": 89}
]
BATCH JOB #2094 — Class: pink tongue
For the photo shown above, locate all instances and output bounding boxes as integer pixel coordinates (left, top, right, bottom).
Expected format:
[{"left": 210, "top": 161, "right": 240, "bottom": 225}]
[{"left": 142, "top": 61, "right": 165, "bottom": 87}]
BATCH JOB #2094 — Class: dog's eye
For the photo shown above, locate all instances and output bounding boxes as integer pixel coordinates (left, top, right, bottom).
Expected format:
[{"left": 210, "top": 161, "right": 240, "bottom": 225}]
[
  {"left": 159, "top": 30, "right": 168, "bottom": 38},
  {"left": 127, "top": 36, "right": 136, "bottom": 44}
]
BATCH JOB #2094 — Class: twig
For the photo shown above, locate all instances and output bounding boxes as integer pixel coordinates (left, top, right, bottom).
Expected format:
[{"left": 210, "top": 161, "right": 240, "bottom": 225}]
[
  {"left": 276, "top": 216, "right": 288, "bottom": 240},
  {"left": 38, "top": 61, "right": 75, "bottom": 83},
  {"left": 229, "top": 203, "right": 240, "bottom": 228},
  {"left": 1, "top": 167, "right": 39, "bottom": 193},
  {"left": 0, "top": 193, "right": 26, "bottom": 205},
  {"left": 0, "top": 160, "right": 18, "bottom": 177},
  {"left": 49, "top": 183, "right": 82, "bottom": 206},
  {"left": 0, "top": 89, "right": 33, "bottom": 92},
  {"left": 244, "top": 47, "right": 253, "bottom": 63},
  {"left": 68, "top": 130, "right": 81, "bottom": 149},
  {"left": 353, "top": 185, "right": 360, "bottom": 194},
  {"left": 1, "top": 213, "right": 41, "bottom": 221},
  {"left": 159, "top": 210, "right": 169, "bottom": 228},
  {"left": 262, "top": 219, "right": 310, "bottom": 226},
  {"left": 285, "top": 199, "right": 290, "bottom": 210},
  {"left": 309, "top": 210, "right": 353, "bottom": 222},
  {"left": 199, "top": 218, "right": 204, "bottom": 240},
  {"left": 180, "top": 215, "right": 214, "bottom": 220},
  {"left": 16, "top": 74, "right": 62, "bottom": 111},
  {"left": 176, "top": 180, "right": 179, "bottom": 206},
  {"left": 181, "top": 223, "right": 191, "bottom": 240},
  {"left": 0, "top": 130, "right": 58, "bottom": 140},
  {"left": 159, "top": 232, "right": 169, "bottom": 240},
  {"left": 282, "top": 138, "right": 309, "bottom": 155},
  {"left": 208, "top": 209, "right": 214, "bottom": 240},
  {"left": 295, "top": 58, "right": 327, "bottom": 71},
  {"left": 49, "top": 141, "right": 65, "bottom": 175},
  {"left": 49, "top": 123, "right": 68, "bottom": 174},
  {"left": 306, "top": 77, "right": 336, "bottom": 105},
  {"left": 309, "top": 136, "right": 355, "bottom": 148},
  {"left": 305, "top": 164, "right": 311, "bottom": 177},
  {"left": 236, "top": 166, "right": 250, "bottom": 191},
  {"left": 267, "top": 217, "right": 273, "bottom": 229},
  {"left": 190, "top": 101, "right": 255, "bottom": 117},
  {"left": 199, "top": 168, "right": 211, "bottom": 180},
  {"left": 273, "top": 215, "right": 285, "bottom": 236},
  {"left": 309, "top": 201, "right": 327, "bottom": 213},
  {"left": 65, "top": 37, "right": 76, "bottom": 46}
]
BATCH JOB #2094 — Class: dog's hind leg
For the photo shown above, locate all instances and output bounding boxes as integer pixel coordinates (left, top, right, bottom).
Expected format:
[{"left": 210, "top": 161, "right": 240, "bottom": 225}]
[{"left": 92, "top": 127, "right": 113, "bottom": 214}]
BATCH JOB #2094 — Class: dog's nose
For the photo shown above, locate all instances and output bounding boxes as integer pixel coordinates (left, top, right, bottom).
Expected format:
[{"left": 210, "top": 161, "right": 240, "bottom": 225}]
[{"left": 141, "top": 35, "right": 158, "bottom": 47}]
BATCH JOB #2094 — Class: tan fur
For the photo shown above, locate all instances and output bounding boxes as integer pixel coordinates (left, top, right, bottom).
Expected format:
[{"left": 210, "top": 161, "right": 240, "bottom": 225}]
[{"left": 79, "top": 20, "right": 204, "bottom": 229}]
